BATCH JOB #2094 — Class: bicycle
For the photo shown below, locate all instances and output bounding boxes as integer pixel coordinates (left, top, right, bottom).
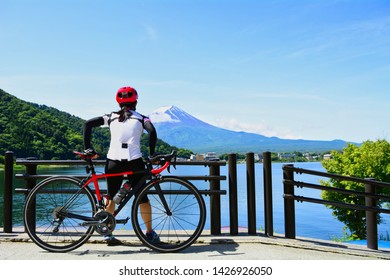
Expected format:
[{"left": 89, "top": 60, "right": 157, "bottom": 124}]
[{"left": 23, "top": 150, "right": 206, "bottom": 253}]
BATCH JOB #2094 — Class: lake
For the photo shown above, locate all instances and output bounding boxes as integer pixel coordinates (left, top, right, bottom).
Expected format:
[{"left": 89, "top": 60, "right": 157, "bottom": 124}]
[{"left": 1, "top": 161, "right": 389, "bottom": 245}]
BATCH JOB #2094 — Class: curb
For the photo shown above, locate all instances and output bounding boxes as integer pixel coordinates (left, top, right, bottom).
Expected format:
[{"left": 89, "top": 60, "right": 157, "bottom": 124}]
[{"left": 1, "top": 228, "right": 389, "bottom": 260}]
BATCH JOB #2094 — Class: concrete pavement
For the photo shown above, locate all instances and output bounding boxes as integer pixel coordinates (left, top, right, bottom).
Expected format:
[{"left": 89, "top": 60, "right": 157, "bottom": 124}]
[{"left": 1, "top": 227, "right": 390, "bottom": 260}]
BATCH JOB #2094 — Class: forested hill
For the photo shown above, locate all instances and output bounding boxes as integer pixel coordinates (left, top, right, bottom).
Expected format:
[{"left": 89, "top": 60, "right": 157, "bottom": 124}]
[{"left": 0, "top": 89, "right": 190, "bottom": 161}]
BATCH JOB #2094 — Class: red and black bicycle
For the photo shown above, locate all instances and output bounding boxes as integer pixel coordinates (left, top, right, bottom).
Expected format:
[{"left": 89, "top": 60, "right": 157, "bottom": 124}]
[{"left": 23, "top": 151, "right": 206, "bottom": 253}]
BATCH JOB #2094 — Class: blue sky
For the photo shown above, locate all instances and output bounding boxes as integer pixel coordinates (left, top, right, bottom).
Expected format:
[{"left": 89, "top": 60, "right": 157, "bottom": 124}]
[{"left": 1, "top": 0, "right": 389, "bottom": 143}]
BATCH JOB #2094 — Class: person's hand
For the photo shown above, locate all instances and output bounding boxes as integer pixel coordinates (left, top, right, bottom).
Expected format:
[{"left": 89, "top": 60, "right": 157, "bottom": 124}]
[{"left": 148, "top": 153, "right": 162, "bottom": 165}]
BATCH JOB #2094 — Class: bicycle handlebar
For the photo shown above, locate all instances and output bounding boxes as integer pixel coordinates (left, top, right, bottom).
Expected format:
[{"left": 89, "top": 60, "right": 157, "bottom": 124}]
[
  {"left": 146, "top": 150, "right": 177, "bottom": 174},
  {"left": 74, "top": 150, "right": 178, "bottom": 173},
  {"left": 147, "top": 150, "right": 177, "bottom": 164},
  {"left": 74, "top": 150, "right": 177, "bottom": 162}
]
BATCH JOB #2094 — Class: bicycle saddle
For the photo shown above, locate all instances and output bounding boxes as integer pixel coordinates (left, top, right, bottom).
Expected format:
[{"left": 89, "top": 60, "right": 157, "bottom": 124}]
[{"left": 73, "top": 150, "right": 99, "bottom": 160}]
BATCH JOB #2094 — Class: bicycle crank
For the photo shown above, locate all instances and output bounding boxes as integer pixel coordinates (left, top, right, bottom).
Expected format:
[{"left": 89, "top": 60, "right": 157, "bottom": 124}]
[{"left": 93, "top": 211, "right": 116, "bottom": 236}]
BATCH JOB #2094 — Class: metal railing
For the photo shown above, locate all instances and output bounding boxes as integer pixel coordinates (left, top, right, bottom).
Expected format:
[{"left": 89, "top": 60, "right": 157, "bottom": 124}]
[{"left": 283, "top": 164, "right": 390, "bottom": 250}]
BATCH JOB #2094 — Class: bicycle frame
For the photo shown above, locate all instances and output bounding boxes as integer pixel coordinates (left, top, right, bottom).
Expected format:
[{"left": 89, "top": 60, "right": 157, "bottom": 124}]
[
  {"left": 78, "top": 156, "right": 172, "bottom": 218},
  {"left": 24, "top": 150, "right": 207, "bottom": 253}
]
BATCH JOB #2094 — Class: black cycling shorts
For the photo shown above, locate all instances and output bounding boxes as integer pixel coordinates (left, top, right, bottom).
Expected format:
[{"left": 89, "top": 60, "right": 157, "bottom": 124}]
[{"left": 104, "top": 157, "right": 149, "bottom": 203}]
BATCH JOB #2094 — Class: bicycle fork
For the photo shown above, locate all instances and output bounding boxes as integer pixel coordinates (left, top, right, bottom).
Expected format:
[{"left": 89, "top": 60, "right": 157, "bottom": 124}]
[{"left": 154, "top": 181, "right": 172, "bottom": 216}]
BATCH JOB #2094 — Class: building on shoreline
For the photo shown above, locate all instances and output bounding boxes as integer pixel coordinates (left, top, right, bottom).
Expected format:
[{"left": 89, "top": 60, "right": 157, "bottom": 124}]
[{"left": 190, "top": 152, "right": 219, "bottom": 161}]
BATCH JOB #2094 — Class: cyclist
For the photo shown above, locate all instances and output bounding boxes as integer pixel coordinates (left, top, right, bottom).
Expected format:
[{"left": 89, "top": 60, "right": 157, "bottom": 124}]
[{"left": 83, "top": 86, "right": 159, "bottom": 245}]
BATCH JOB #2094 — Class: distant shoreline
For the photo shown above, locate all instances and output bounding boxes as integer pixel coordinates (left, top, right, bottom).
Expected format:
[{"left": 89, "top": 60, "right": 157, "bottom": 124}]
[{"left": 0, "top": 159, "right": 324, "bottom": 172}]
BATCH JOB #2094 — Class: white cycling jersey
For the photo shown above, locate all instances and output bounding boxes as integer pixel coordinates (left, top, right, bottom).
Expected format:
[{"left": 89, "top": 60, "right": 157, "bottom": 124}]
[{"left": 102, "top": 111, "right": 148, "bottom": 161}]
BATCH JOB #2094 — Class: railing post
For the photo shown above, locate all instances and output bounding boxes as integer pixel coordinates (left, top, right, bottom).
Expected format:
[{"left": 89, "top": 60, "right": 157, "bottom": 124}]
[
  {"left": 228, "top": 153, "right": 238, "bottom": 235},
  {"left": 24, "top": 157, "right": 38, "bottom": 233},
  {"left": 3, "top": 151, "right": 14, "bottom": 233},
  {"left": 283, "top": 164, "right": 296, "bottom": 239},
  {"left": 209, "top": 164, "right": 221, "bottom": 235},
  {"left": 263, "top": 151, "right": 273, "bottom": 236},
  {"left": 365, "top": 179, "right": 378, "bottom": 250},
  {"left": 246, "top": 152, "right": 256, "bottom": 234}
]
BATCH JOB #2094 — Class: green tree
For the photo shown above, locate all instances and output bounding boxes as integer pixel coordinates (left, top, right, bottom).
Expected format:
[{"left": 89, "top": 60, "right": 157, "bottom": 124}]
[
  {"left": 0, "top": 89, "right": 192, "bottom": 160},
  {"left": 321, "top": 139, "right": 390, "bottom": 239}
]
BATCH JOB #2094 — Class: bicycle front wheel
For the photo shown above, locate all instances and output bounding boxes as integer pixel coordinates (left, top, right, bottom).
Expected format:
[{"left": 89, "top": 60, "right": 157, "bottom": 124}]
[
  {"left": 23, "top": 176, "right": 97, "bottom": 252},
  {"left": 132, "top": 176, "right": 206, "bottom": 253}
]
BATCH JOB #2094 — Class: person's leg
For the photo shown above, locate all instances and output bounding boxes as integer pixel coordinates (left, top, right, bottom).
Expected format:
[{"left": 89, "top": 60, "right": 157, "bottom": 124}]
[
  {"left": 140, "top": 201, "right": 152, "bottom": 232},
  {"left": 105, "top": 159, "right": 124, "bottom": 211},
  {"left": 142, "top": 200, "right": 159, "bottom": 242},
  {"left": 130, "top": 159, "right": 159, "bottom": 242},
  {"left": 103, "top": 159, "right": 124, "bottom": 244},
  {"left": 105, "top": 200, "right": 116, "bottom": 214}
]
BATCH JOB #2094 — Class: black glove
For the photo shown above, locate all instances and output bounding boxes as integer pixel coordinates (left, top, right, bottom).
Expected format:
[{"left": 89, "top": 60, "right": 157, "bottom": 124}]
[{"left": 148, "top": 153, "right": 162, "bottom": 164}]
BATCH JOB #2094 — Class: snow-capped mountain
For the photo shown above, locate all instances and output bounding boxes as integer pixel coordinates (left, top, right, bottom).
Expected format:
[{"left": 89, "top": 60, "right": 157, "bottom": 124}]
[
  {"left": 149, "top": 105, "right": 350, "bottom": 153},
  {"left": 149, "top": 105, "right": 210, "bottom": 127}
]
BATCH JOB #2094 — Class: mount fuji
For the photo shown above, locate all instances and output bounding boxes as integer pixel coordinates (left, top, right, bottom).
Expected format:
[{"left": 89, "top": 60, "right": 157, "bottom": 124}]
[{"left": 149, "top": 105, "right": 350, "bottom": 153}]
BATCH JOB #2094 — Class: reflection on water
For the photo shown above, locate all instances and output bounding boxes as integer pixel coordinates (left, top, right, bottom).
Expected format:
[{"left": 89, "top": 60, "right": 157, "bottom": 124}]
[{"left": 1, "top": 162, "right": 389, "bottom": 242}]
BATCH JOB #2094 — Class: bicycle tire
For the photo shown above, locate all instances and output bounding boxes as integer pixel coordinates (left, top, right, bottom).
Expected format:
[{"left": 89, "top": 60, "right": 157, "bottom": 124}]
[
  {"left": 131, "top": 176, "right": 206, "bottom": 253},
  {"left": 23, "top": 176, "right": 97, "bottom": 252}
]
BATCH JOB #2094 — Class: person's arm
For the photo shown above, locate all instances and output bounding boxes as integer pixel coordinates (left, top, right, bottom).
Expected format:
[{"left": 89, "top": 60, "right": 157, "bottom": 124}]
[
  {"left": 83, "top": 116, "right": 105, "bottom": 150},
  {"left": 143, "top": 119, "right": 157, "bottom": 156}
]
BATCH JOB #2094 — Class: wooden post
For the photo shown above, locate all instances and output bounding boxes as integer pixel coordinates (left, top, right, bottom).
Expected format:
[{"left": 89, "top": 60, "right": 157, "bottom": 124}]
[
  {"left": 228, "top": 153, "right": 238, "bottom": 235},
  {"left": 263, "top": 151, "right": 273, "bottom": 236},
  {"left": 365, "top": 179, "right": 378, "bottom": 250},
  {"left": 24, "top": 158, "right": 38, "bottom": 233},
  {"left": 209, "top": 164, "right": 221, "bottom": 235},
  {"left": 246, "top": 152, "right": 256, "bottom": 234},
  {"left": 283, "top": 164, "right": 296, "bottom": 239},
  {"left": 3, "top": 151, "right": 14, "bottom": 233}
]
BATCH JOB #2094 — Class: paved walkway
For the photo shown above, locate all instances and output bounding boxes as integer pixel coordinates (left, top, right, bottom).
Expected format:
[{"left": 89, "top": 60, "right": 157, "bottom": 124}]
[{"left": 1, "top": 227, "right": 389, "bottom": 260}]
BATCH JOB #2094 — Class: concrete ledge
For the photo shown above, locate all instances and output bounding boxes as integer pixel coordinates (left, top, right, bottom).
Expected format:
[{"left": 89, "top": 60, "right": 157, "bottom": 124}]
[{"left": 1, "top": 227, "right": 389, "bottom": 260}]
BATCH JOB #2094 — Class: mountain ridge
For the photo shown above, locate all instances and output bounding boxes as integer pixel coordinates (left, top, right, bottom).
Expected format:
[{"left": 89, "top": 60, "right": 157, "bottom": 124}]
[
  {"left": 0, "top": 88, "right": 353, "bottom": 159},
  {"left": 149, "top": 105, "right": 353, "bottom": 153}
]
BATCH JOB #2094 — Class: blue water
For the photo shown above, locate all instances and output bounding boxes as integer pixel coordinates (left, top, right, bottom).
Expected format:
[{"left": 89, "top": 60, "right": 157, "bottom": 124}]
[
  {"left": 1, "top": 162, "right": 389, "bottom": 248},
  {"left": 345, "top": 240, "right": 390, "bottom": 248}
]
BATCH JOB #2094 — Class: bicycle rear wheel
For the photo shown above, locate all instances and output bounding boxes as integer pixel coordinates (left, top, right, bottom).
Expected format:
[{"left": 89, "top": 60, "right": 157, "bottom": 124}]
[
  {"left": 23, "top": 176, "right": 97, "bottom": 252},
  {"left": 131, "top": 176, "right": 206, "bottom": 253}
]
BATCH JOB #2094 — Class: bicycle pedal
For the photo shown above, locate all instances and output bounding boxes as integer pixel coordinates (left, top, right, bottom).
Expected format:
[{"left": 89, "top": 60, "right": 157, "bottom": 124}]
[{"left": 116, "top": 218, "right": 130, "bottom": 224}]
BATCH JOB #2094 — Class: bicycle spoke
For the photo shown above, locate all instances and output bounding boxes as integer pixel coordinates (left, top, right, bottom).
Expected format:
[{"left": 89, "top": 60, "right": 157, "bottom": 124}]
[
  {"left": 24, "top": 177, "right": 96, "bottom": 252},
  {"left": 132, "top": 177, "right": 206, "bottom": 252}
]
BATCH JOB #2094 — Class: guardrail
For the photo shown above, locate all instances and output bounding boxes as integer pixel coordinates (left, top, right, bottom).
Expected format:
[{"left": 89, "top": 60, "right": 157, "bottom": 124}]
[
  {"left": 283, "top": 164, "right": 390, "bottom": 250},
  {"left": 4, "top": 151, "right": 390, "bottom": 250},
  {"left": 3, "top": 151, "right": 274, "bottom": 237}
]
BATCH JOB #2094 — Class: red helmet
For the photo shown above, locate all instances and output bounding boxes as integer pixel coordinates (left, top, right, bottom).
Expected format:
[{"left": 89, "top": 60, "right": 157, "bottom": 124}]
[{"left": 116, "top": 86, "right": 138, "bottom": 104}]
